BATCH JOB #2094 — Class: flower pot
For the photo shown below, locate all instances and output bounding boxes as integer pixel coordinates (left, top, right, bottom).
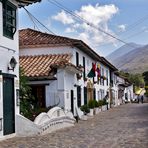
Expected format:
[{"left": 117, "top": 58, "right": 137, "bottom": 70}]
[
  {"left": 89, "top": 109, "right": 94, "bottom": 116},
  {"left": 98, "top": 108, "right": 102, "bottom": 112},
  {"left": 102, "top": 105, "right": 107, "bottom": 111},
  {"left": 95, "top": 107, "right": 99, "bottom": 114}
]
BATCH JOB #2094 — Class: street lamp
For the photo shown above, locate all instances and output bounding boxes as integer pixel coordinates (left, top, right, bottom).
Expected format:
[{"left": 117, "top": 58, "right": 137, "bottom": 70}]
[{"left": 8, "top": 57, "right": 17, "bottom": 71}]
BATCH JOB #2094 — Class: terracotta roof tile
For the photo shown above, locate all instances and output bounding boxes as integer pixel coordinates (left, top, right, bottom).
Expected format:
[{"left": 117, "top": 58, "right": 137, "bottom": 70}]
[
  {"left": 20, "top": 54, "right": 72, "bottom": 78},
  {"left": 17, "top": 0, "right": 41, "bottom": 7},
  {"left": 19, "top": 28, "right": 77, "bottom": 48},
  {"left": 19, "top": 28, "right": 102, "bottom": 61}
]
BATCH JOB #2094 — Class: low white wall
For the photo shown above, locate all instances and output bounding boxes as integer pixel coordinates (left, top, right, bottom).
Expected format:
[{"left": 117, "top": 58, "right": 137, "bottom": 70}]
[
  {"left": 16, "top": 114, "right": 40, "bottom": 137},
  {"left": 16, "top": 107, "right": 75, "bottom": 137}
]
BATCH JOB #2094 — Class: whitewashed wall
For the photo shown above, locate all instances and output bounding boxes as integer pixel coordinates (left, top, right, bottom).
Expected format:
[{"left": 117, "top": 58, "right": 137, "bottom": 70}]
[
  {"left": 20, "top": 36, "right": 113, "bottom": 114},
  {"left": 0, "top": 0, "right": 19, "bottom": 137},
  {"left": 20, "top": 46, "right": 72, "bottom": 56}
]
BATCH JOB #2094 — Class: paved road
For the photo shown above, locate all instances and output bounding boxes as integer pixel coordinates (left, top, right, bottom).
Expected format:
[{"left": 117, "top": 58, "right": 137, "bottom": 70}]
[{"left": 0, "top": 103, "right": 148, "bottom": 148}]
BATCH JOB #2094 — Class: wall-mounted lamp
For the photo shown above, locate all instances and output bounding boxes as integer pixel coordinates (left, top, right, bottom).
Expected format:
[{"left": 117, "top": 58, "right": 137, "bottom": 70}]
[
  {"left": 78, "top": 64, "right": 84, "bottom": 72},
  {"left": 0, "top": 118, "right": 2, "bottom": 131},
  {"left": 8, "top": 57, "right": 17, "bottom": 71}
]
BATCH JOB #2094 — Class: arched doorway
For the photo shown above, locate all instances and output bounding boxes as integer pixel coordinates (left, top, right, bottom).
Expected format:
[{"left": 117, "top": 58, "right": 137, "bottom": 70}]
[{"left": 87, "top": 80, "right": 94, "bottom": 101}]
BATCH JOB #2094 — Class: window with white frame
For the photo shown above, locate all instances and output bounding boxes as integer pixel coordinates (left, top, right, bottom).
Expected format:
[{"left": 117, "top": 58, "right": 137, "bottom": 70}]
[
  {"left": 3, "top": 0, "right": 17, "bottom": 39},
  {"left": 100, "top": 89, "right": 105, "bottom": 99}
]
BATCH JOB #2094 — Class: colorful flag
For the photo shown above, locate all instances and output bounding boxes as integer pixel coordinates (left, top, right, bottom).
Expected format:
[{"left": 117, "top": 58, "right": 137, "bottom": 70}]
[
  {"left": 87, "top": 63, "right": 96, "bottom": 78},
  {"left": 96, "top": 64, "right": 100, "bottom": 77}
]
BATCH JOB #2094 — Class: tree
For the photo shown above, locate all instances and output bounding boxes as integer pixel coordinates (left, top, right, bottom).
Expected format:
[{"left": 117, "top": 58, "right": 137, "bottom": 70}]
[
  {"left": 143, "top": 71, "right": 148, "bottom": 85},
  {"left": 143, "top": 71, "right": 148, "bottom": 97},
  {"left": 119, "top": 71, "right": 145, "bottom": 93},
  {"left": 19, "top": 67, "right": 35, "bottom": 119}
]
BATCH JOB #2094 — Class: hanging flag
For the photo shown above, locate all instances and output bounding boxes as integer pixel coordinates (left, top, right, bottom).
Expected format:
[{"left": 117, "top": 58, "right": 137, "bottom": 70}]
[
  {"left": 96, "top": 64, "right": 100, "bottom": 77},
  {"left": 92, "top": 63, "right": 96, "bottom": 72},
  {"left": 87, "top": 63, "right": 96, "bottom": 78},
  {"left": 87, "top": 68, "right": 95, "bottom": 78}
]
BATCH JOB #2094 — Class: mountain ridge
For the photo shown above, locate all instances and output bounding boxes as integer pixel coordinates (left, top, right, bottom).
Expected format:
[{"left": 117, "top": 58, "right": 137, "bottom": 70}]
[{"left": 106, "top": 43, "right": 148, "bottom": 74}]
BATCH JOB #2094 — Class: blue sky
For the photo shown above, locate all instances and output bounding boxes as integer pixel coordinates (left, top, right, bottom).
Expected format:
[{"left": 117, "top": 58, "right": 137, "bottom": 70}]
[{"left": 18, "top": 0, "right": 148, "bottom": 56}]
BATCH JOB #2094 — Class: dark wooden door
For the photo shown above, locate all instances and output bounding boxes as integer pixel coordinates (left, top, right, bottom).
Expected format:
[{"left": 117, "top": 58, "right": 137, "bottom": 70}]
[
  {"left": 71, "top": 90, "right": 74, "bottom": 113},
  {"left": 31, "top": 85, "right": 45, "bottom": 108},
  {"left": 77, "top": 86, "right": 81, "bottom": 107},
  {"left": 3, "top": 77, "right": 15, "bottom": 135},
  {"left": 93, "top": 88, "right": 96, "bottom": 100},
  {"left": 84, "top": 87, "right": 87, "bottom": 105}
]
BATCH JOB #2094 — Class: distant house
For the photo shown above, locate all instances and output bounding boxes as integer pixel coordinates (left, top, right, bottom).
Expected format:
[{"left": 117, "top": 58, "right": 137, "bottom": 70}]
[
  {"left": 19, "top": 28, "right": 118, "bottom": 116},
  {"left": 115, "top": 72, "right": 134, "bottom": 105},
  {"left": 0, "top": 0, "right": 41, "bottom": 138}
]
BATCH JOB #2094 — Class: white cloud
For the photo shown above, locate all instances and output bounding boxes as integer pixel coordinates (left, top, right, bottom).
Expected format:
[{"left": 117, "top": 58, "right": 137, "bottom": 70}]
[
  {"left": 65, "top": 28, "right": 75, "bottom": 33},
  {"left": 52, "top": 3, "right": 119, "bottom": 49},
  {"left": 52, "top": 10, "right": 75, "bottom": 25},
  {"left": 78, "top": 32, "right": 90, "bottom": 45},
  {"left": 118, "top": 24, "right": 126, "bottom": 32}
]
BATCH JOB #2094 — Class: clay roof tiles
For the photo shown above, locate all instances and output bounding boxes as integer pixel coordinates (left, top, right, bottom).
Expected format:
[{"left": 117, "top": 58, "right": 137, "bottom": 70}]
[
  {"left": 16, "top": 0, "right": 41, "bottom": 7},
  {"left": 19, "top": 28, "right": 118, "bottom": 71},
  {"left": 19, "top": 28, "right": 76, "bottom": 48},
  {"left": 20, "top": 54, "right": 72, "bottom": 78}
]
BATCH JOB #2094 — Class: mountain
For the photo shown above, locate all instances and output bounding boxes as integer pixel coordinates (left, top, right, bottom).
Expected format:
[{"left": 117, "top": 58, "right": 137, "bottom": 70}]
[
  {"left": 106, "top": 43, "right": 148, "bottom": 74},
  {"left": 106, "top": 43, "right": 142, "bottom": 64}
]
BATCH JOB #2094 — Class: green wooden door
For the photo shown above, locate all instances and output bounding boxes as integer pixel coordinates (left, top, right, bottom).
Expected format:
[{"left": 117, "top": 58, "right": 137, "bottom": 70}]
[
  {"left": 77, "top": 86, "right": 81, "bottom": 107},
  {"left": 3, "top": 77, "right": 15, "bottom": 135},
  {"left": 84, "top": 87, "right": 87, "bottom": 105}
]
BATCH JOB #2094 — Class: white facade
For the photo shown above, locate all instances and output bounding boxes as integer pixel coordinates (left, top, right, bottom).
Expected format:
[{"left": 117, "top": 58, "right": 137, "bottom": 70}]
[
  {"left": 20, "top": 40, "right": 114, "bottom": 116},
  {"left": 116, "top": 75, "right": 134, "bottom": 104},
  {"left": 0, "top": 0, "right": 19, "bottom": 138}
]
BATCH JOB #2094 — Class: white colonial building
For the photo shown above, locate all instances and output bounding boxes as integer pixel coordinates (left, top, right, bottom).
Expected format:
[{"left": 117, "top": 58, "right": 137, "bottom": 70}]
[
  {"left": 19, "top": 29, "right": 118, "bottom": 117},
  {"left": 0, "top": 0, "right": 40, "bottom": 138},
  {"left": 115, "top": 72, "right": 134, "bottom": 105}
]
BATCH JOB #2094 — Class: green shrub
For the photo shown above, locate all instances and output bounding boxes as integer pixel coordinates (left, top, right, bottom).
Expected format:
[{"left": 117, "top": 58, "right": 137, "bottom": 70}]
[
  {"left": 102, "top": 99, "right": 107, "bottom": 105},
  {"left": 94, "top": 100, "right": 99, "bottom": 107},
  {"left": 80, "top": 104, "right": 90, "bottom": 114},
  {"left": 145, "top": 92, "right": 148, "bottom": 97},
  {"left": 98, "top": 100, "right": 103, "bottom": 107},
  {"left": 88, "top": 99, "right": 95, "bottom": 109}
]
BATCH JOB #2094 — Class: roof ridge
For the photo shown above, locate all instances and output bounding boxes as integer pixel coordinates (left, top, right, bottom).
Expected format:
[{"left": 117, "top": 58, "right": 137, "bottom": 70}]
[
  {"left": 20, "top": 53, "right": 72, "bottom": 58},
  {"left": 19, "top": 28, "right": 79, "bottom": 42}
]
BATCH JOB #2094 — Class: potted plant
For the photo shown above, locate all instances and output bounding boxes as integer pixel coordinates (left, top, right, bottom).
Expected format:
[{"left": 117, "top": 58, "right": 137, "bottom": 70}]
[
  {"left": 94, "top": 100, "right": 99, "bottom": 114},
  {"left": 102, "top": 99, "right": 107, "bottom": 111},
  {"left": 88, "top": 99, "right": 95, "bottom": 116},
  {"left": 98, "top": 100, "right": 103, "bottom": 112},
  {"left": 80, "top": 104, "right": 90, "bottom": 115}
]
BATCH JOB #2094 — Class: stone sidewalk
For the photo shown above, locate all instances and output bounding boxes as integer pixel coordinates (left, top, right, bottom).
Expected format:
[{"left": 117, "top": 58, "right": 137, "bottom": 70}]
[{"left": 0, "top": 103, "right": 148, "bottom": 148}]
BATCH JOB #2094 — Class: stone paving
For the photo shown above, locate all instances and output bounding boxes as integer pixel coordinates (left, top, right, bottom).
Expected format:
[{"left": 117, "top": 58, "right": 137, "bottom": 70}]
[{"left": 0, "top": 103, "right": 148, "bottom": 148}]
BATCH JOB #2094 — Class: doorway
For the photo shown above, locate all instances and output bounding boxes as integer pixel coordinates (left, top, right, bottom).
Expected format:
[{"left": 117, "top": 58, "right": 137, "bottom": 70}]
[
  {"left": 3, "top": 76, "right": 15, "bottom": 135},
  {"left": 71, "top": 90, "right": 74, "bottom": 113}
]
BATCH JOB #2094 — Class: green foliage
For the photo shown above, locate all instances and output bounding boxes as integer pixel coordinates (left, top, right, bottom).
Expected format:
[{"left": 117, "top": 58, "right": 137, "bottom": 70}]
[
  {"left": 98, "top": 100, "right": 103, "bottom": 107},
  {"left": 88, "top": 99, "right": 95, "bottom": 109},
  {"left": 19, "top": 67, "right": 36, "bottom": 119},
  {"left": 19, "top": 67, "right": 34, "bottom": 101},
  {"left": 94, "top": 100, "right": 99, "bottom": 107},
  {"left": 143, "top": 71, "right": 148, "bottom": 85},
  {"left": 145, "top": 92, "right": 148, "bottom": 97},
  {"left": 102, "top": 99, "right": 107, "bottom": 105},
  {"left": 80, "top": 104, "right": 90, "bottom": 114},
  {"left": 119, "top": 71, "right": 145, "bottom": 92},
  {"left": 19, "top": 67, "right": 54, "bottom": 120}
]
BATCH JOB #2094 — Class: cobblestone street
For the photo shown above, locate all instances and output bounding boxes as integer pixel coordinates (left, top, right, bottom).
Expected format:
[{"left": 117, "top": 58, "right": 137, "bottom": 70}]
[{"left": 0, "top": 103, "right": 148, "bottom": 148}]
